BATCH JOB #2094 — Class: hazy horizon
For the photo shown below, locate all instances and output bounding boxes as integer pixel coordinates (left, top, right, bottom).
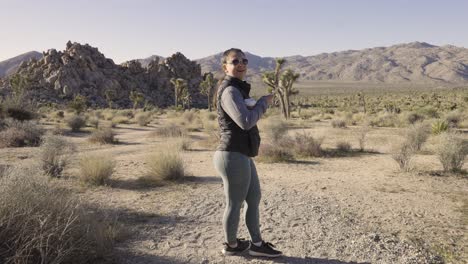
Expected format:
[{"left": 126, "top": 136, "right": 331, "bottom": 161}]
[{"left": 1, "top": 0, "right": 467, "bottom": 63}]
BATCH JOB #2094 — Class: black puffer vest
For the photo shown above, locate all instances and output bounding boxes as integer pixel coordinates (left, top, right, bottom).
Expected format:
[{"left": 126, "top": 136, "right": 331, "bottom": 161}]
[{"left": 216, "top": 76, "right": 261, "bottom": 157}]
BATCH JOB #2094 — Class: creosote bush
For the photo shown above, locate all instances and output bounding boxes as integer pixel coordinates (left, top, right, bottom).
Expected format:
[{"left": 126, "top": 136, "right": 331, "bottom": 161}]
[
  {"left": 142, "top": 150, "right": 185, "bottom": 184},
  {"left": 0, "top": 166, "right": 115, "bottom": 263},
  {"left": 406, "top": 122, "right": 430, "bottom": 152},
  {"left": 66, "top": 115, "right": 86, "bottom": 132},
  {"left": 336, "top": 141, "right": 352, "bottom": 153},
  {"left": 38, "top": 134, "right": 75, "bottom": 178},
  {"left": 435, "top": 132, "right": 467, "bottom": 172},
  {"left": 392, "top": 143, "right": 415, "bottom": 172},
  {"left": 79, "top": 154, "right": 115, "bottom": 185}
]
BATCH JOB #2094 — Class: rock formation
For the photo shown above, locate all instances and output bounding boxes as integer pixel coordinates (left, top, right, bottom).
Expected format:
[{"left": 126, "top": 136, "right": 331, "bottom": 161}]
[{"left": 0, "top": 41, "right": 205, "bottom": 108}]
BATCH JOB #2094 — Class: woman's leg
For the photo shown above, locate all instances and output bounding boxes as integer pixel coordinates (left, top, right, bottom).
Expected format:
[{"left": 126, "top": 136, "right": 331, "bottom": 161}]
[
  {"left": 213, "top": 151, "right": 251, "bottom": 244},
  {"left": 245, "top": 159, "right": 262, "bottom": 243}
]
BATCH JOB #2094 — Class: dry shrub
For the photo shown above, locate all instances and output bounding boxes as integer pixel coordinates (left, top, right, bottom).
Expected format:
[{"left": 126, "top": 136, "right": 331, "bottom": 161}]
[
  {"left": 263, "top": 118, "right": 289, "bottom": 142},
  {"left": 152, "top": 123, "right": 185, "bottom": 137},
  {"left": 331, "top": 119, "right": 347, "bottom": 128},
  {"left": 66, "top": 115, "right": 86, "bottom": 132},
  {"left": 0, "top": 167, "right": 115, "bottom": 263},
  {"left": 0, "top": 119, "right": 44, "bottom": 148},
  {"left": 88, "top": 116, "right": 100, "bottom": 128},
  {"left": 435, "top": 132, "right": 467, "bottom": 172},
  {"left": 5, "top": 105, "right": 37, "bottom": 121},
  {"left": 135, "top": 112, "right": 152, "bottom": 126},
  {"left": 291, "top": 131, "right": 323, "bottom": 157},
  {"left": 405, "top": 111, "right": 425, "bottom": 125},
  {"left": 79, "top": 154, "right": 115, "bottom": 185},
  {"left": 357, "top": 126, "right": 369, "bottom": 152},
  {"left": 89, "top": 127, "right": 117, "bottom": 144},
  {"left": 392, "top": 143, "right": 415, "bottom": 171},
  {"left": 142, "top": 150, "right": 185, "bottom": 184},
  {"left": 38, "top": 134, "right": 75, "bottom": 178},
  {"left": 336, "top": 141, "right": 352, "bottom": 153},
  {"left": 405, "top": 122, "right": 430, "bottom": 151},
  {"left": 444, "top": 111, "right": 462, "bottom": 128},
  {"left": 257, "top": 143, "right": 294, "bottom": 163},
  {"left": 111, "top": 115, "right": 130, "bottom": 125}
]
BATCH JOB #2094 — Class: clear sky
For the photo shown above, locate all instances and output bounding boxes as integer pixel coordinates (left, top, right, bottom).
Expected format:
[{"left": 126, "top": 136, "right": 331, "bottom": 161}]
[{"left": 1, "top": 0, "right": 467, "bottom": 63}]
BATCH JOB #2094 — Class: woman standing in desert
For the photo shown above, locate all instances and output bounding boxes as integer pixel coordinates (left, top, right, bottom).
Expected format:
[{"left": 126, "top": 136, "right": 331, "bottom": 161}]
[{"left": 213, "top": 48, "right": 282, "bottom": 258}]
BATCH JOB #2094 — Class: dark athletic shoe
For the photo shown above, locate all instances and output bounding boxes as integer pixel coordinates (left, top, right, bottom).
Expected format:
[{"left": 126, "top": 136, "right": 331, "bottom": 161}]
[
  {"left": 221, "top": 238, "right": 250, "bottom": 256},
  {"left": 249, "top": 241, "right": 282, "bottom": 258}
]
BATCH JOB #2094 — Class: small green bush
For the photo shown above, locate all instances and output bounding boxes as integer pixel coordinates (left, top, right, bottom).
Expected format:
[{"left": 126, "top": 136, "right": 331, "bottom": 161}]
[
  {"left": 431, "top": 120, "right": 449, "bottom": 135},
  {"left": 435, "top": 132, "right": 467, "bottom": 172}
]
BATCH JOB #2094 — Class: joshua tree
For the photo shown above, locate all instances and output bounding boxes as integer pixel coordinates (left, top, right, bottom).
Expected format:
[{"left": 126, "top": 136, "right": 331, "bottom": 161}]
[
  {"left": 68, "top": 94, "right": 87, "bottom": 114},
  {"left": 104, "top": 89, "right": 115, "bottom": 109},
  {"left": 170, "top": 78, "right": 188, "bottom": 108},
  {"left": 200, "top": 72, "right": 217, "bottom": 111},
  {"left": 262, "top": 58, "right": 299, "bottom": 119},
  {"left": 129, "top": 90, "right": 144, "bottom": 110}
]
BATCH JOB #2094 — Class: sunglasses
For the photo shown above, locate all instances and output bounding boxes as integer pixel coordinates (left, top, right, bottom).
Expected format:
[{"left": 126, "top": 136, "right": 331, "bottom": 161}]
[{"left": 226, "top": 58, "right": 249, "bottom": 66}]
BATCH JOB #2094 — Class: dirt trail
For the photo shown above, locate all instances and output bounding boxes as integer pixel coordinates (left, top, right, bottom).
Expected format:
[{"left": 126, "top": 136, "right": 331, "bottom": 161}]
[{"left": 61, "top": 123, "right": 466, "bottom": 264}]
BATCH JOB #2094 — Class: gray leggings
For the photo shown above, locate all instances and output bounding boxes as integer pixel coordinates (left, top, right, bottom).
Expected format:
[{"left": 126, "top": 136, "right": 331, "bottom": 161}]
[{"left": 213, "top": 151, "right": 262, "bottom": 244}]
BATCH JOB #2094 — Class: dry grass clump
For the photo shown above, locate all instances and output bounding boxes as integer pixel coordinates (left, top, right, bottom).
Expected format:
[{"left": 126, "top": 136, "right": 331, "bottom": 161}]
[
  {"left": 0, "top": 167, "right": 115, "bottom": 263},
  {"left": 79, "top": 153, "right": 115, "bottom": 185},
  {"left": 331, "top": 119, "right": 347, "bottom": 128},
  {"left": 152, "top": 123, "right": 186, "bottom": 137},
  {"left": 135, "top": 112, "right": 152, "bottom": 126},
  {"left": 89, "top": 127, "right": 117, "bottom": 144},
  {"left": 357, "top": 126, "right": 369, "bottom": 152},
  {"left": 176, "top": 137, "right": 192, "bottom": 151},
  {"left": 405, "top": 111, "right": 425, "bottom": 125},
  {"left": 444, "top": 111, "right": 462, "bottom": 128},
  {"left": 406, "top": 122, "right": 430, "bottom": 152},
  {"left": 88, "top": 116, "right": 100, "bottom": 128},
  {"left": 142, "top": 150, "right": 185, "bottom": 184},
  {"left": 290, "top": 131, "right": 323, "bottom": 157},
  {"left": 38, "top": 134, "right": 75, "bottom": 178},
  {"left": 198, "top": 131, "right": 220, "bottom": 150},
  {"left": 111, "top": 115, "right": 131, "bottom": 125},
  {"left": 435, "top": 132, "right": 467, "bottom": 172},
  {"left": 66, "top": 114, "right": 86, "bottom": 132},
  {"left": 0, "top": 119, "right": 44, "bottom": 148}
]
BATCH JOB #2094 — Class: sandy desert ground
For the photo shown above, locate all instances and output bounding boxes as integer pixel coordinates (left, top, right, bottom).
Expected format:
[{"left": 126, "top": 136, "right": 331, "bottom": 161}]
[{"left": 1, "top": 113, "right": 467, "bottom": 264}]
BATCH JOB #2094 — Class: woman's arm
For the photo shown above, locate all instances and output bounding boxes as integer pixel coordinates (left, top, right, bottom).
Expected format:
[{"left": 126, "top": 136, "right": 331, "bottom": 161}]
[{"left": 221, "top": 86, "right": 268, "bottom": 130}]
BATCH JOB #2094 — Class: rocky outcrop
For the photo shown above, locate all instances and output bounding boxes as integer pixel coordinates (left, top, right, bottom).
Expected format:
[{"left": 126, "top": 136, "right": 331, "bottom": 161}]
[
  {"left": 0, "top": 51, "right": 43, "bottom": 78},
  {"left": 1, "top": 41, "right": 206, "bottom": 108}
]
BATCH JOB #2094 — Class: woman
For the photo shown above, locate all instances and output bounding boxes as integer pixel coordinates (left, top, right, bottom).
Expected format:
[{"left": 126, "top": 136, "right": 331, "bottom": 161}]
[{"left": 213, "top": 48, "right": 282, "bottom": 258}]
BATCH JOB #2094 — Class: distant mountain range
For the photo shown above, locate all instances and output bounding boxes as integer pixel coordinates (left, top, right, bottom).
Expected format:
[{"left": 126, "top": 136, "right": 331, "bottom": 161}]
[
  {"left": 2, "top": 42, "right": 468, "bottom": 84},
  {"left": 0, "top": 51, "right": 43, "bottom": 78}
]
